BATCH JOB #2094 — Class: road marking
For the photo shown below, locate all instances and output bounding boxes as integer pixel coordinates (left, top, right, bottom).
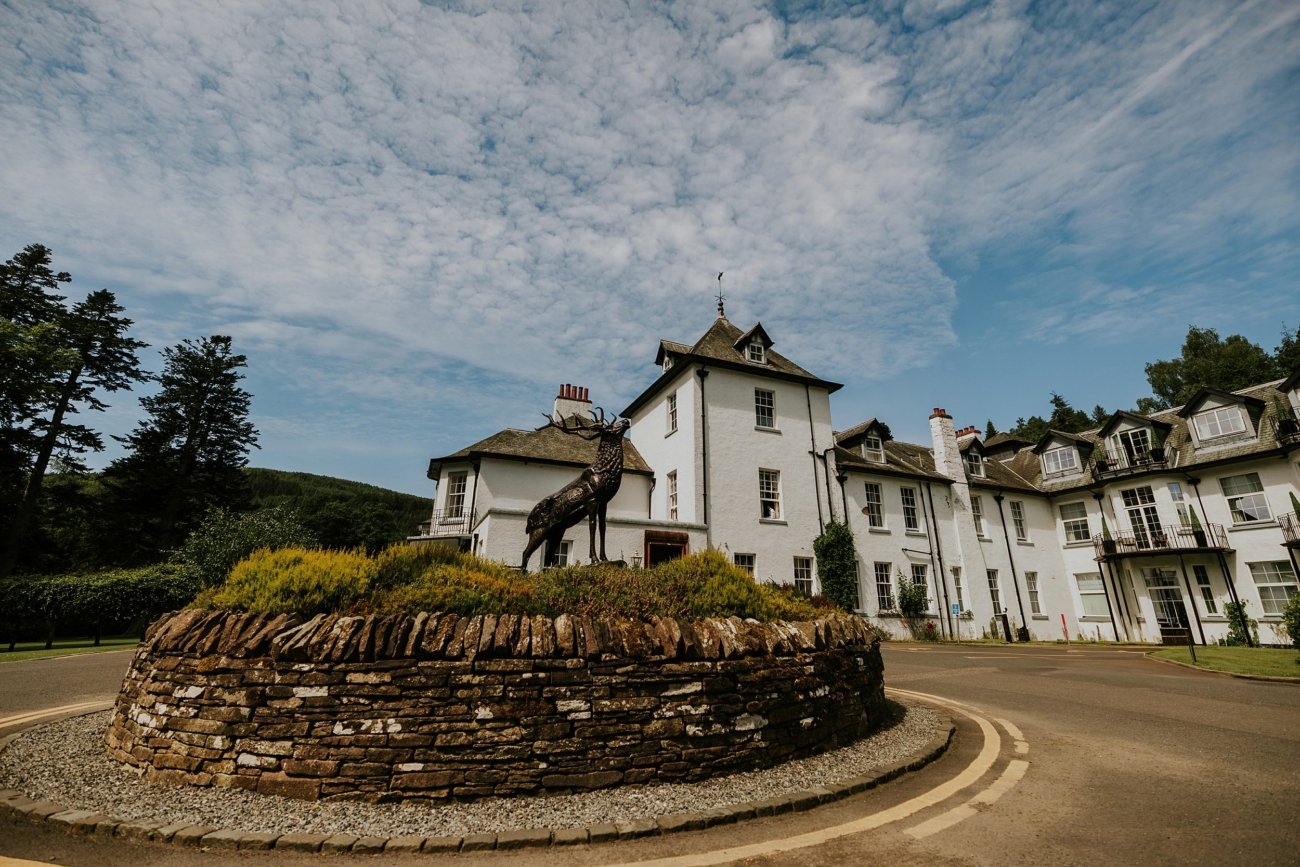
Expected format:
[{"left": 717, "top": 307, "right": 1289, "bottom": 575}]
[
  {"left": 904, "top": 719, "right": 1031, "bottom": 840},
  {"left": 0, "top": 857, "right": 52, "bottom": 867},
  {"left": 0, "top": 700, "right": 114, "bottom": 730},
  {"left": 591, "top": 689, "right": 1001, "bottom": 867}
]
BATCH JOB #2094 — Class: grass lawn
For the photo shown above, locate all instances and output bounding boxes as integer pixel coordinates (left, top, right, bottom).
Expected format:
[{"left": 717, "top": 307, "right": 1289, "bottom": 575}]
[
  {"left": 0, "top": 635, "right": 140, "bottom": 664},
  {"left": 1151, "top": 645, "right": 1300, "bottom": 679}
]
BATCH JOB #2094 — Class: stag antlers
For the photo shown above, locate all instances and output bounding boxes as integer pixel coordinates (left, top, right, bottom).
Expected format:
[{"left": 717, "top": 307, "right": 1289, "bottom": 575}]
[{"left": 541, "top": 407, "right": 618, "bottom": 440}]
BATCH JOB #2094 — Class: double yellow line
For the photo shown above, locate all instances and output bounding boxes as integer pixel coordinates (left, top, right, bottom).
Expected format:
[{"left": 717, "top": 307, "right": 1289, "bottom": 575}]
[{"left": 0, "top": 700, "right": 114, "bottom": 732}]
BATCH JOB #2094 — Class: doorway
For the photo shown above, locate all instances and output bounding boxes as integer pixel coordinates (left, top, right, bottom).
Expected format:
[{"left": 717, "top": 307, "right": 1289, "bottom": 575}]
[{"left": 644, "top": 530, "right": 689, "bottom": 567}]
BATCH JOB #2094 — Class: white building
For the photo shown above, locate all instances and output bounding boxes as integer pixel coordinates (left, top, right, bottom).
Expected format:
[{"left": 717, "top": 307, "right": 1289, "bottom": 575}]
[{"left": 416, "top": 308, "right": 1300, "bottom": 647}]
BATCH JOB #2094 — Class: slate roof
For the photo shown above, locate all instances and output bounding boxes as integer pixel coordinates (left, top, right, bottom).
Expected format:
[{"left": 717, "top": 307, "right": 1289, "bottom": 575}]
[
  {"left": 983, "top": 432, "right": 1032, "bottom": 450},
  {"left": 834, "top": 438, "right": 950, "bottom": 483},
  {"left": 428, "top": 417, "right": 654, "bottom": 479},
  {"left": 625, "top": 316, "right": 842, "bottom": 417}
]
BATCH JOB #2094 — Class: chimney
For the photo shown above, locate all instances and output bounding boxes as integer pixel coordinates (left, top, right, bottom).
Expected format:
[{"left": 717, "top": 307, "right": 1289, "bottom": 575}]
[
  {"left": 930, "top": 407, "right": 962, "bottom": 480},
  {"left": 553, "top": 383, "right": 593, "bottom": 422}
]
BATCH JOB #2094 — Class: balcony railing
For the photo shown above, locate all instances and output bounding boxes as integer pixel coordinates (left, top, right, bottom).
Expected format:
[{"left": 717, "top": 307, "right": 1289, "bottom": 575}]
[
  {"left": 1271, "top": 415, "right": 1300, "bottom": 446},
  {"left": 1089, "top": 446, "right": 1169, "bottom": 481},
  {"left": 1281, "top": 511, "right": 1300, "bottom": 547},
  {"left": 413, "top": 508, "right": 477, "bottom": 538},
  {"left": 1093, "top": 522, "right": 1229, "bottom": 559}
]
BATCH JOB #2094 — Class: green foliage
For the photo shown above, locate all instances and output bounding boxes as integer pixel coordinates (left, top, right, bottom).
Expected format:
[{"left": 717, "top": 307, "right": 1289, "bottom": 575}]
[
  {"left": 1143, "top": 326, "right": 1282, "bottom": 411},
  {"left": 1101, "top": 514, "right": 1113, "bottom": 540},
  {"left": 1010, "top": 393, "right": 1099, "bottom": 442},
  {"left": 171, "top": 506, "right": 316, "bottom": 588},
  {"left": 209, "top": 546, "right": 822, "bottom": 622},
  {"left": 812, "top": 521, "right": 858, "bottom": 613},
  {"left": 984, "top": 420, "right": 996, "bottom": 440},
  {"left": 895, "top": 567, "right": 931, "bottom": 639},
  {"left": 1188, "top": 504, "right": 1203, "bottom": 530},
  {"left": 1289, "top": 490, "right": 1300, "bottom": 516},
  {"left": 1220, "top": 600, "right": 1259, "bottom": 647},
  {"left": 1273, "top": 323, "right": 1300, "bottom": 377},
  {"left": 1279, "top": 593, "right": 1300, "bottom": 652}
]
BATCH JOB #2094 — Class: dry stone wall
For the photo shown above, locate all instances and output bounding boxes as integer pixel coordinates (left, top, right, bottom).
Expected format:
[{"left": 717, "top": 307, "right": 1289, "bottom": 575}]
[{"left": 105, "top": 609, "right": 886, "bottom": 803}]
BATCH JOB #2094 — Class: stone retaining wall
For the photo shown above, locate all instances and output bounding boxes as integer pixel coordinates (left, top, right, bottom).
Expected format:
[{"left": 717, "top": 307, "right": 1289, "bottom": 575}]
[{"left": 105, "top": 609, "right": 885, "bottom": 803}]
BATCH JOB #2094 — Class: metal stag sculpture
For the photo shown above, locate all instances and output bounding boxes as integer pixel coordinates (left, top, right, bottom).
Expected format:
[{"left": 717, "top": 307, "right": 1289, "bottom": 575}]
[{"left": 521, "top": 408, "right": 631, "bottom": 571}]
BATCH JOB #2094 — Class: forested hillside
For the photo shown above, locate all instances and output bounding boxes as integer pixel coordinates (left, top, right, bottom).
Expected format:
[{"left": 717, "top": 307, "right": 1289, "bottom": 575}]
[{"left": 244, "top": 468, "right": 432, "bottom": 550}]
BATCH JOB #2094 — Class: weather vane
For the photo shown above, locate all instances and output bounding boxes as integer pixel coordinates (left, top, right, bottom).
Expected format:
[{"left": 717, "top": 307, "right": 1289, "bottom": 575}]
[{"left": 716, "top": 271, "right": 725, "bottom": 318}]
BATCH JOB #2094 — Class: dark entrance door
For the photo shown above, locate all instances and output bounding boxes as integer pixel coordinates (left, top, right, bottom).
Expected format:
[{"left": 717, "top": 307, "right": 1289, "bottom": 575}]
[{"left": 644, "top": 530, "right": 689, "bottom": 567}]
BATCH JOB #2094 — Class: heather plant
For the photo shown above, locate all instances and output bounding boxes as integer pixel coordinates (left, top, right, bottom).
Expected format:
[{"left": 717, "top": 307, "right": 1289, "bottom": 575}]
[{"left": 210, "top": 547, "right": 373, "bottom": 616}]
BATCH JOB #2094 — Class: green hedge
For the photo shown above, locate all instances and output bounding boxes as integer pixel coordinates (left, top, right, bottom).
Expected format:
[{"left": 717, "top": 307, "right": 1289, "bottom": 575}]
[
  {"left": 0, "top": 565, "right": 202, "bottom": 648},
  {"left": 204, "top": 546, "right": 833, "bottom": 622}
]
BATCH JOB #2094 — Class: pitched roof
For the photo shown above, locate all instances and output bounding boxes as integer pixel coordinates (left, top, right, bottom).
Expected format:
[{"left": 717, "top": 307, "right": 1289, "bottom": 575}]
[
  {"left": 1174, "top": 385, "right": 1266, "bottom": 418},
  {"left": 834, "top": 418, "right": 888, "bottom": 446},
  {"left": 428, "top": 417, "right": 653, "bottom": 479},
  {"left": 624, "top": 317, "right": 842, "bottom": 417},
  {"left": 834, "top": 440, "right": 950, "bottom": 483},
  {"left": 984, "top": 432, "right": 1033, "bottom": 450},
  {"left": 1030, "top": 429, "right": 1095, "bottom": 454}
]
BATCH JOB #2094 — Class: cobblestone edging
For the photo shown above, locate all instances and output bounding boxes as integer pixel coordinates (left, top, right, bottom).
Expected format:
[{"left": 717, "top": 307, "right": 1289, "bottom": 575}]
[
  {"left": 1, "top": 712, "right": 955, "bottom": 853},
  {"left": 105, "top": 610, "right": 887, "bottom": 803}
]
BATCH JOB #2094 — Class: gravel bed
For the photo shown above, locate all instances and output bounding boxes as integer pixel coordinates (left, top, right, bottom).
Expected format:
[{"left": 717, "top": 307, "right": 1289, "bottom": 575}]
[{"left": 0, "top": 701, "right": 935, "bottom": 838}]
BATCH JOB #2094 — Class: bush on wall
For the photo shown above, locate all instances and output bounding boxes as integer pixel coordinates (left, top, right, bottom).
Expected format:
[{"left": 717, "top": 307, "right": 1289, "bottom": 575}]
[
  {"left": 813, "top": 521, "right": 858, "bottom": 613},
  {"left": 171, "top": 506, "right": 317, "bottom": 588}
]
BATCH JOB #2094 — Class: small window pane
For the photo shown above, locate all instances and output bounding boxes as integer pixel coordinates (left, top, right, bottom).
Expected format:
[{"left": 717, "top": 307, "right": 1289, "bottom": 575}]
[
  {"left": 1011, "top": 501, "right": 1027, "bottom": 541},
  {"left": 760, "top": 470, "right": 781, "bottom": 519},
  {"left": 1026, "top": 572, "right": 1041, "bottom": 615},
  {"left": 874, "top": 562, "right": 894, "bottom": 610},
  {"left": 755, "top": 389, "right": 774, "bottom": 428},
  {"left": 794, "top": 557, "right": 813, "bottom": 594},
  {"left": 901, "top": 487, "right": 920, "bottom": 531},
  {"left": 733, "top": 553, "right": 755, "bottom": 575},
  {"left": 864, "top": 482, "right": 884, "bottom": 528},
  {"left": 1060, "top": 502, "right": 1091, "bottom": 542}
]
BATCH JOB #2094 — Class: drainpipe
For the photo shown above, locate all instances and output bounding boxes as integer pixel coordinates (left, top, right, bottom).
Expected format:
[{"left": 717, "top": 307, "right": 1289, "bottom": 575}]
[
  {"left": 467, "top": 459, "right": 481, "bottom": 555},
  {"left": 837, "top": 472, "right": 850, "bottom": 522},
  {"left": 1176, "top": 553, "right": 1207, "bottom": 646},
  {"left": 820, "top": 447, "right": 837, "bottom": 524},
  {"left": 1091, "top": 491, "right": 1122, "bottom": 642},
  {"left": 647, "top": 476, "right": 656, "bottom": 520},
  {"left": 992, "top": 492, "right": 1029, "bottom": 636},
  {"left": 697, "top": 369, "right": 711, "bottom": 549},
  {"left": 926, "top": 482, "right": 956, "bottom": 640},
  {"left": 805, "top": 385, "right": 824, "bottom": 534},
  {"left": 1187, "top": 475, "right": 1252, "bottom": 647}
]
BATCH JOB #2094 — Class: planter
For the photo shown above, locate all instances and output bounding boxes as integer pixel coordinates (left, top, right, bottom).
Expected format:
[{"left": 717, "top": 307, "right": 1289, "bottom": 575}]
[
  {"left": 1093, "top": 460, "right": 1110, "bottom": 474},
  {"left": 1149, "top": 447, "right": 1166, "bottom": 463},
  {"left": 1277, "top": 418, "right": 1300, "bottom": 438},
  {"left": 1193, "top": 530, "right": 1208, "bottom": 547},
  {"left": 1101, "top": 539, "right": 1118, "bottom": 555}
]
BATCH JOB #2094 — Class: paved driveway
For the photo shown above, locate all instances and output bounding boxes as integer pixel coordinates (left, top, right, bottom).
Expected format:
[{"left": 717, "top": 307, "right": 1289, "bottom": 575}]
[{"left": 1, "top": 642, "right": 1297, "bottom": 865}]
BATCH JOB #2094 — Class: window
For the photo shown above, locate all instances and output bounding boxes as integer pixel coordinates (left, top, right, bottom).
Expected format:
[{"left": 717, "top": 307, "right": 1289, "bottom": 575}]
[
  {"left": 1220, "top": 473, "right": 1271, "bottom": 524},
  {"left": 987, "top": 570, "right": 1002, "bottom": 612},
  {"left": 971, "top": 495, "right": 985, "bottom": 536},
  {"left": 1249, "top": 562, "right": 1299, "bottom": 614},
  {"left": 1121, "top": 486, "right": 1162, "bottom": 548},
  {"left": 901, "top": 487, "right": 920, "bottom": 532},
  {"left": 951, "top": 567, "right": 964, "bottom": 610},
  {"left": 554, "top": 540, "right": 571, "bottom": 568},
  {"left": 1075, "top": 573, "right": 1109, "bottom": 617},
  {"left": 794, "top": 557, "right": 813, "bottom": 594},
  {"left": 875, "top": 563, "right": 894, "bottom": 610},
  {"left": 663, "top": 356, "right": 674, "bottom": 372},
  {"left": 911, "top": 563, "right": 928, "bottom": 586},
  {"left": 748, "top": 342, "right": 766, "bottom": 364},
  {"left": 863, "top": 482, "right": 884, "bottom": 528},
  {"left": 1194, "top": 406, "right": 1246, "bottom": 440},
  {"left": 1117, "top": 428, "right": 1151, "bottom": 464},
  {"left": 1193, "top": 564, "right": 1217, "bottom": 614},
  {"left": 1168, "top": 482, "right": 1189, "bottom": 525},
  {"left": 1010, "top": 501, "right": 1027, "bottom": 541},
  {"left": 733, "top": 553, "right": 755, "bottom": 575},
  {"left": 755, "top": 388, "right": 774, "bottom": 428},
  {"left": 667, "top": 471, "right": 678, "bottom": 521},
  {"left": 667, "top": 393, "right": 678, "bottom": 433},
  {"left": 1060, "top": 502, "right": 1090, "bottom": 542},
  {"left": 965, "top": 451, "right": 985, "bottom": 478},
  {"left": 1026, "top": 572, "right": 1041, "bottom": 615},
  {"left": 445, "top": 472, "right": 468, "bottom": 518},
  {"left": 862, "top": 435, "right": 885, "bottom": 463},
  {"left": 759, "top": 469, "right": 781, "bottom": 519},
  {"left": 1042, "top": 447, "right": 1078, "bottom": 475}
]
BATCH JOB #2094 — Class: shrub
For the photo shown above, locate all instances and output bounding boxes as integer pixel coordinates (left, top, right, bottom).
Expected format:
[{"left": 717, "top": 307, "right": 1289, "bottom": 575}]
[
  {"left": 210, "top": 547, "right": 374, "bottom": 616},
  {"left": 171, "top": 506, "right": 316, "bottom": 587},
  {"left": 813, "top": 521, "right": 858, "bottom": 613},
  {"left": 1280, "top": 592, "right": 1300, "bottom": 652},
  {"left": 1220, "top": 600, "right": 1259, "bottom": 647},
  {"left": 895, "top": 568, "right": 930, "bottom": 639}
]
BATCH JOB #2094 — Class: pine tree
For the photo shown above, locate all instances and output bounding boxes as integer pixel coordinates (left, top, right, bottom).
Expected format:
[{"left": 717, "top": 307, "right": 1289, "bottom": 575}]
[{"left": 102, "top": 336, "right": 258, "bottom": 561}]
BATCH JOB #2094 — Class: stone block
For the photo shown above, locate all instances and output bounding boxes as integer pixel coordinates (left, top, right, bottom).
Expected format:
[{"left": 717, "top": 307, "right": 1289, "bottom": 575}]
[
  {"left": 423, "top": 835, "right": 463, "bottom": 853},
  {"left": 541, "top": 770, "right": 622, "bottom": 790},
  {"left": 275, "top": 832, "right": 331, "bottom": 852},
  {"left": 257, "top": 772, "right": 322, "bottom": 800},
  {"left": 552, "top": 827, "right": 589, "bottom": 846},
  {"left": 282, "top": 759, "right": 339, "bottom": 777},
  {"left": 320, "top": 834, "right": 359, "bottom": 853},
  {"left": 497, "top": 827, "right": 552, "bottom": 849},
  {"left": 201, "top": 828, "right": 245, "bottom": 849},
  {"left": 172, "top": 825, "right": 218, "bottom": 846},
  {"left": 352, "top": 836, "right": 389, "bottom": 854},
  {"left": 616, "top": 818, "right": 658, "bottom": 839},
  {"left": 657, "top": 812, "right": 705, "bottom": 834},
  {"left": 587, "top": 823, "right": 619, "bottom": 843},
  {"left": 239, "top": 831, "right": 281, "bottom": 850},
  {"left": 385, "top": 835, "right": 427, "bottom": 853},
  {"left": 47, "top": 810, "right": 107, "bottom": 833},
  {"left": 460, "top": 832, "right": 498, "bottom": 851},
  {"left": 17, "top": 800, "right": 65, "bottom": 821}
]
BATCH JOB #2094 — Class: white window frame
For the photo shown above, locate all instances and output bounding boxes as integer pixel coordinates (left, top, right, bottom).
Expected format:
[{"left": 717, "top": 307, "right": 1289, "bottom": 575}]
[
  {"left": 667, "top": 392, "right": 678, "bottom": 434},
  {"left": 1248, "top": 561, "right": 1298, "bottom": 615},
  {"left": 748, "top": 342, "right": 766, "bottom": 364},
  {"left": 951, "top": 567, "right": 964, "bottom": 611},
  {"left": 554, "top": 540, "right": 572, "bottom": 568},
  {"left": 965, "top": 451, "right": 985, "bottom": 478},
  {"left": 1193, "top": 564, "right": 1217, "bottom": 614},
  {"left": 874, "top": 562, "right": 894, "bottom": 610},
  {"left": 794, "top": 557, "right": 813, "bottom": 595},
  {"left": 862, "top": 434, "right": 885, "bottom": 463},
  {"left": 1075, "top": 572, "right": 1108, "bottom": 617},
  {"left": 667, "top": 470, "right": 678, "bottom": 521},
  {"left": 1042, "top": 446, "right": 1078, "bottom": 475},
  {"left": 1220, "top": 473, "right": 1271, "bottom": 524},
  {"left": 1194, "top": 406, "right": 1246, "bottom": 441},
  {"left": 733, "top": 552, "right": 755, "bottom": 576},
  {"left": 759, "top": 469, "right": 781, "bottom": 520},
  {"left": 444, "top": 472, "right": 468, "bottom": 518},
  {"left": 663, "top": 356, "right": 674, "bottom": 372},
  {"left": 1010, "top": 501, "right": 1028, "bottom": 541},
  {"left": 971, "top": 495, "right": 985, "bottom": 536},
  {"left": 900, "top": 487, "right": 920, "bottom": 532},
  {"left": 1060, "top": 502, "right": 1090, "bottom": 543},
  {"left": 863, "top": 482, "right": 885, "bottom": 528},
  {"left": 1025, "top": 572, "right": 1042, "bottom": 615},
  {"left": 1168, "top": 482, "right": 1189, "bottom": 525},
  {"left": 987, "top": 569, "right": 1002, "bottom": 612},
  {"left": 754, "top": 388, "right": 775, "bottom": 429}
]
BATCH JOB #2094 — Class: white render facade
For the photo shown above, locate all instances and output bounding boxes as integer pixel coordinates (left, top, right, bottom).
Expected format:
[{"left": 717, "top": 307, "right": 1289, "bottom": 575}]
[{"left": 417, "top": 313, "right": 1300, "bottom": 647}]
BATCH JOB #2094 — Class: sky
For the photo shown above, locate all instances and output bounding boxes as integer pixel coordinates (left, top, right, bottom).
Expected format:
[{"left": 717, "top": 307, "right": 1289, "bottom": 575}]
[{"left": 2, "top": 0, "right": 1297, "bottom": 498}]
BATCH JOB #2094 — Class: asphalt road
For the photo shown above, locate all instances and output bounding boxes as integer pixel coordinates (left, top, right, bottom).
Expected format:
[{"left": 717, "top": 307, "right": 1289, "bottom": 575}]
[
  {"left": 1, "top": 643, "right": 1298, "bottom": 866},
  {"left": 0, "top": 650, "right": 133, "bottom": 737}
]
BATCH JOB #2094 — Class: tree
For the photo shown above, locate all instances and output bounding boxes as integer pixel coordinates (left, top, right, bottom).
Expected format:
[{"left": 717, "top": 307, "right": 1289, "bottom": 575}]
[
  {"left": 812, "top": 521, "right": 857, "bottom": 613},
  {"left": 1142, "top": 326, "right": 1281, "bottom": 411},
  {"left": 0, "top": 244, "right": 68, "bottom": 326},
  {"left": 1010, "top": 394, "right": 1097, "bottom": 442},
  {"left": 102, "top": 336, "right": 258, "bottom": 561},
  {"left": 984, "top": 420, "right": 997, "bottom": 440},
  {"left": 0, "top": 290, "right": 146, "bottom": 578},
  {"left": 1276, "top": 323, "right": 1300, "bottom": 376}
]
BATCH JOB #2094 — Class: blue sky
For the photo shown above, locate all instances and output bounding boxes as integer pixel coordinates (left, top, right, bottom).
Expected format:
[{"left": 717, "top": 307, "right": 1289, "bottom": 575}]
[{"left": 2, "top": 0, "right": 1297, "bottom": 497}]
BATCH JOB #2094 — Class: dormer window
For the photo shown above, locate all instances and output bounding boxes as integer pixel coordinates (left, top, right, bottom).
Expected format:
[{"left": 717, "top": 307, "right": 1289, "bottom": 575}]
[
  {"left": 747, "top": 341, "right": 766, "bottom": 364},
  {"left": 965, "top": 451, "right": 985, "bottom": 478},
  {"left": 1042, "top": 446, "right": 1078, "bottom": 475},
  {"left": 1115, "top": 428, "right": 1150, "bottom": 464},
  {"left": 1193, "top": 406, "right": 1246, "bottom": 440},
  {"left": 663, "top": 356, "right": 674, "bottom": 372},
  {"left": 862, "top": 435, "right": 885, "bottom": 463}
]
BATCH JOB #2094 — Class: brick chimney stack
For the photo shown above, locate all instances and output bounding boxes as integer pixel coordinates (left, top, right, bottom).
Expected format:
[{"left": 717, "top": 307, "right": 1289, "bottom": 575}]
[
  {"left": 929, "top": 408, "right": 962, "bottom": 480},
  {"left": 553, "top": 384, "right": 593, "bottom": 422}
]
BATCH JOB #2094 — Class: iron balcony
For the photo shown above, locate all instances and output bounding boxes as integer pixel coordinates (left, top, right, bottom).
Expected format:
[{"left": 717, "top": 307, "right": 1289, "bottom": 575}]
[
  {"left": 1089, "top": 446, "right": 1169, "bottom": 481},
  {"left": 414, "top": 508, "right": 477, "bottom": 539},
  {"left": 1270, "top": 415, "right": 1300, "bottom": 446},
  {"left": 1281, "top": 511, "right": 1300, "bottom": 548},
  {"left": 1093, "top": 522, "right": 1231, "bottom": 560}
]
